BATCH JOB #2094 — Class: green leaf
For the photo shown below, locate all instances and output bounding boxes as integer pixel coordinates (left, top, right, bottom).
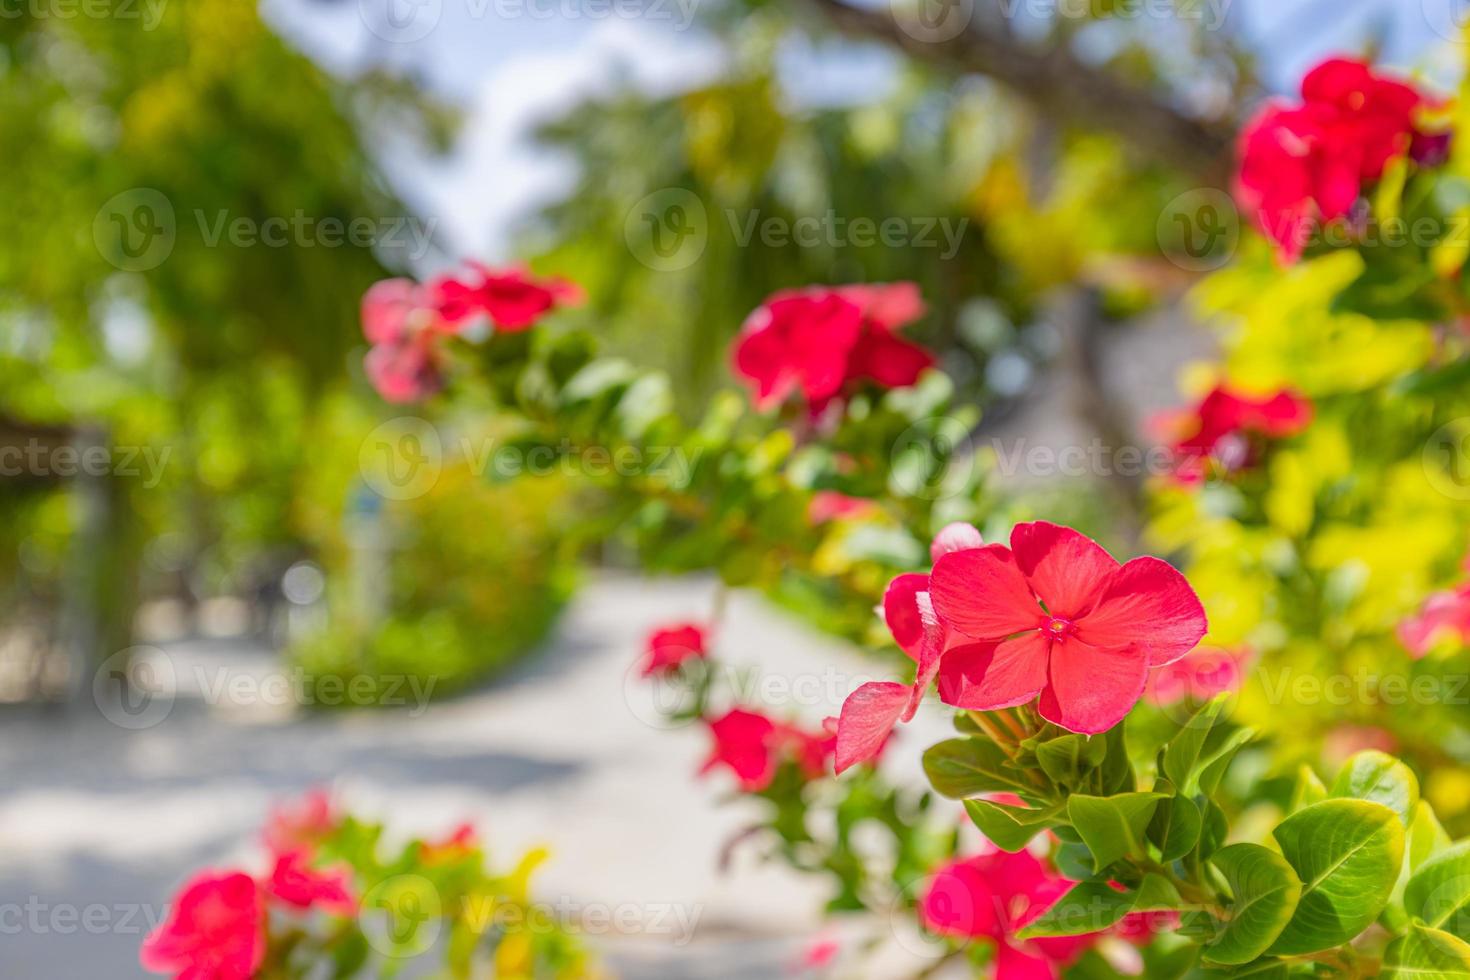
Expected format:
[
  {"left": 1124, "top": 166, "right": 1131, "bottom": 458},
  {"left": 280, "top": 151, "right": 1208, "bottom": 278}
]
[
  {"left": 1197, "top": 801, "right": 1230, "bottom": 862},
  {"left": 1197, "top": 728, "right": 1256, "bottom": 797},
  {"left": 1331, "top": 750, "right": 1420, "bottom": 825},
  {"left": 1067, "top": 793, "right": 1166, "bottom": 873},
  {"left": 1383, "top": 923, "right": 1470, "bottom": 978},
  {"left": 1163, "top": 696, "right": 1227, "bottom": 793},
  {"left": 1202, "top": 844, "right": 1302, "bottom": 966},
  {"left": 1100, "top": 722, "right": 1136, "bottom": 794},
  {"left": 1289, "top": 765, "right": 1328, "bottom": 813},
  {"left": 1200, "top": 959, "right": 1291, "bottom": 978},
  {"left": 1017, "top": 879, "right": 1135, "bottom": 938},
  {"left": 1389, "top": 801, "right": 1454, "bottom": 932},
  {"left": 1405, "top": 841, "right": 1470, "bottom": 942},
  {"left": 1267, "top": 799, "right": 1405, "bottom": 955},
  {"left": 922, "top": 738, "right": 1035, "bottom": 799},
  {"left": 1036, "top": 733, "right": 1105, "bottom": 788},
  {"left": 963, "top": 799, "right": 1063, "bottom": 852},
  {"left": 1148, "top": 792, "right": 1203, "bottom": 863}
]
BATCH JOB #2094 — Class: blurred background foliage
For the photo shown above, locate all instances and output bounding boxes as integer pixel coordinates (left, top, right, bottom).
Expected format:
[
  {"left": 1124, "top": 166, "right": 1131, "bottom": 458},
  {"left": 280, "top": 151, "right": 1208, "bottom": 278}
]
[{"left": 0, "top": 0, "right": 1312, "bottom": 708}]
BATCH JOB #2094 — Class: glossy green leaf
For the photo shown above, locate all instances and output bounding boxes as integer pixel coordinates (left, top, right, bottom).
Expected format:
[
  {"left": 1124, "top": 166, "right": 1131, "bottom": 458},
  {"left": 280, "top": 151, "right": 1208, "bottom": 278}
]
[
  {"left": 963, "top": 799, "right": 1063, "bottom": 852},
  {"left": 1331, "top": 750, "right": 1420, "bottom": 825},
  {"left": 1202, "top": 844, "right": 1302, "bottom": 966},
  {"left": 1017, "top": 873, "right": 1178, "bottom": 939},
  {"left": 1197, "top": 728, "right": 1256, "bottom": 797},
  {"left": 1267, "top": 799, "right": 1405, "bottom": 955},
  {"left": 1383, "top": 923, "right": 1470, "bottom": 978},
  {"left": 1067, "top": 792, "right": 1166, "bottom": 873},
  {"left": 1148, "top": 792, "right": 1203, "bottom": 863},
  {"left": 1036, "top": 733, "right": 1106, "bottom": 788},
  {"left": 922, "top": 738, "right": 1035, "bottom": 799},
  {"left": 1289, "top": 765, "right": 1328, "bottom": 813},
  {"left": 1163, "top": 696, "right": 1227, "bottom": 793},
  {"left": 1406, "top": 841, "right": 1470, "bottom": 942}
]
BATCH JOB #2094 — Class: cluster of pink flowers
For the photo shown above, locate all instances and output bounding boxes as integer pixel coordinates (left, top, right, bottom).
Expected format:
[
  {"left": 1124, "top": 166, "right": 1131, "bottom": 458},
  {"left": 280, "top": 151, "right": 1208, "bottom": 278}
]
[
  {"left": 141, "top": 791, "right": 354, "bottom": 980},
  {"left": 639, "top": 621, "right": 710, "bottom": 677},
  {"left": 1155, "top": 384, "right": 1312, "bottom": 484},
  {"left": 700, "top": 707, "right": 835, "bottom": 792},
  {"left": 1237, "top": 57, "right": 1445, "bottom": 262},
  {"left": 920, "top": 843, "right": 1172, "bottom": 978},
  {"left": 833, "top": 521, "right": 1207, "bottom": 772},
  {"left": 732, "top": 282, "right": 935, "bottom": 414},
  {"left": 1398, "top": 556, "right": 1470, "bottom": 657},
  {"left": 361, "top": 263, "right": 582, "bottom": 403}
]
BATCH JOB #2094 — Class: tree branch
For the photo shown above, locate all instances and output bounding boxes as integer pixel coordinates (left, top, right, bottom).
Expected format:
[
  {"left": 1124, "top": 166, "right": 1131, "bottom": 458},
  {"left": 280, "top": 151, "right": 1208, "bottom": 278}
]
[{"left": 801, "top": 0, "right": 1234, "bottom": 186}]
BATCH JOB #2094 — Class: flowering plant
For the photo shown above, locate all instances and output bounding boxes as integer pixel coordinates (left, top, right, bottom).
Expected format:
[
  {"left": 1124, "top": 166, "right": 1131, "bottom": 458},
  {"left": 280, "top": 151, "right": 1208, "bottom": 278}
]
[
  {"left": 142, "top": 793, "right": 595, "bottom": 980},
  {"left": 334, "top": 50, "right": 1470, "bottom": 979}
]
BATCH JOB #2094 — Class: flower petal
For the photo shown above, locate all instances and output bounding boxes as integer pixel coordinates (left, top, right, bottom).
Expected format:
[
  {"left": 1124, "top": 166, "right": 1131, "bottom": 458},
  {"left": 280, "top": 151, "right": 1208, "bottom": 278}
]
[
  {"left": 1037, "top": 639, "right": 1149, "bottom": 735},
  {"left": 994, "top": 940, "right": 1062, "bottom": 980},
  {"left": 1076, "top": 557, "right": 1208, "bottom": 666},
  {"left": 833, "top": 681, "right": 909, "bottom": 774},
  {"left": 1009, "top": 521, "right": 1118, "bottom": 620},
  {"left": 936, "top": 632, "right": 1049, "bottom": 711},
  {"left": 882, "top": 573, "right": 930, "bottom": 659},
  {"left": 929, "top": 545, "right": 1041, "bottom": 641},
  {"left": 930, "top": 522, "right": 985, "bottom": 563},
  {"left": 903, "top": 592, "right": 946, "bottom": 722}
]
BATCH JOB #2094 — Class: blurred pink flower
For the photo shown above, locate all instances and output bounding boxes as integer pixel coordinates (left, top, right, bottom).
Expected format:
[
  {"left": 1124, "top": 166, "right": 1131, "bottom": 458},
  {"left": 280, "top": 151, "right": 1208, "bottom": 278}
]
[
  {"left": 265, "top": 850, "right": 355, "bottom": 917},
  {"left": 141, "top": 871, "right": 265, "bottom": 980},
  {"left": 641, "top": 622, "right": 710, "bottom": 677}
]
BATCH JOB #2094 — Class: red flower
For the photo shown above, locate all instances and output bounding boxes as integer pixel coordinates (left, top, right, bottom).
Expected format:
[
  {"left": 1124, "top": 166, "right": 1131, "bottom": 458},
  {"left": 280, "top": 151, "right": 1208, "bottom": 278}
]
[
  {"left": 1237, "top": 57, "right": 1439, "bottom": 261},
  {"left": 263, "top": 789, "right": 338, "bottom": 856},
  {"left": 700, "top": 708, "right": 834, "bottom": 792},
  {"left": 732, "top": 283, "right": 934, "bottom": 413},
  {"left": 641, "top": 622, "right": 709, "bottom": 676},
  {"left": 140, "top": 871, "right": 265, "bottom": 980},
  {"left": 360, "top": 265, "right": 581, "bottom": 403},
  {"left": 834, "top": 522, "right": 1206, "bottom": 772},
  {"left": 265, "top": 850, "right": 355, "bottom": 917},
  {"left": 807, "top": 491, "right": 877, "bottom": 525},
  {"left": 429, "top": 262, "right": 583, "bottom": 332},
  {"left": 918, "top": 849, "right": 1098, "bottom": 979},
  {"left": 1161, "top": 385, "right": 1312, "bottom": 483},
  {"left": 1399, "top": 583, "right": 1470, "bottom": 657}
]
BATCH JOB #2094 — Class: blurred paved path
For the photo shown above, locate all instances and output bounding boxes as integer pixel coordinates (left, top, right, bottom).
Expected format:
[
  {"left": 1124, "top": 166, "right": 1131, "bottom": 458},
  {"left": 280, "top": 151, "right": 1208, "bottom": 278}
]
[{"left": 0, "top": 574, "right": 953, "bottom": 979}]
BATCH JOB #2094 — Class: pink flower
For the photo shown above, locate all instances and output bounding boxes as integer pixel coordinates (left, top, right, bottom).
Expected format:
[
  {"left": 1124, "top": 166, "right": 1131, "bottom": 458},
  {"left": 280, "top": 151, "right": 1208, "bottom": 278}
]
[
  {"left": 641, "top": 622, "right": 709, "bottom": 677},
  {"left": 1324, "top": 725, "right": 1398, "bottom": 769},
  {"left": 918, "top": 849, "right": 1097, "bottom": 979},
  {"left": 1160, "top": 385, "right": 1312, "bottom": 483},
  {"left": 429, "top": 262, "right": 583, "bottom": 332},
  {"left": 141, "top": 871, "right": 265, "bottom": 980},
  {"left": 732, "top": 283, "right": 934, "bottom": 414},
  {"left": 807, "top": 491, "right": 876, "bottom": 525},
  {"left": 265, "top": 850, "right": 355, "bottom": 917},
  {"left": 263, "top": 789, "right": 338, "bottom": 856},
  {"left": 359, "top": 265, "right": 582, "bottom": 403},
  {"left": 833, "top": 522, "right": 1206, "bottom": 772},
  {"left": 700, "top": 708, "right": 834, "bottom": 792},
  {"left": 1399, "top": 583, "right": 1470, "bottom": 657},
  {"left": 360, "top": 279, "right": 452, "bottom": 403},
  {"left": 1145, "top": 646, "right": 1251, "bottom": 706},
  {"left": 1237, "top": 58, "right": 1439, "bottom": 261}
]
